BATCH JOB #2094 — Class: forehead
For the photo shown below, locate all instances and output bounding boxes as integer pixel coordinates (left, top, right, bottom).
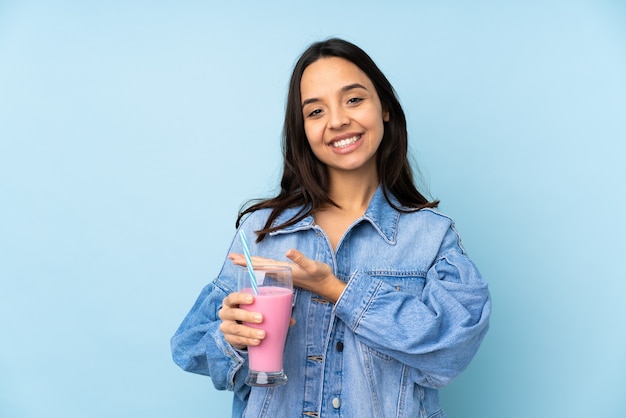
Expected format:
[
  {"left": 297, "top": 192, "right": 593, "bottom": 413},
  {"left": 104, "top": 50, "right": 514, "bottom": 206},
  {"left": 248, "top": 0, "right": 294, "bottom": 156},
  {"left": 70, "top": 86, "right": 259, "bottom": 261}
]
[{"left": 300, "top": 57, "right": 374, "bottom": 95}]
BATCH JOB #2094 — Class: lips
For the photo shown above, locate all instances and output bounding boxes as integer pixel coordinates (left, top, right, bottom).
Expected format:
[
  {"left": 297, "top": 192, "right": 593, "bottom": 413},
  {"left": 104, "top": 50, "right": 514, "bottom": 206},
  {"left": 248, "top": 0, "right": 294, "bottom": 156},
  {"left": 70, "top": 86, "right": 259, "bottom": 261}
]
[{"left": 330, "top": 134, "right": 361, "bottom": 149}]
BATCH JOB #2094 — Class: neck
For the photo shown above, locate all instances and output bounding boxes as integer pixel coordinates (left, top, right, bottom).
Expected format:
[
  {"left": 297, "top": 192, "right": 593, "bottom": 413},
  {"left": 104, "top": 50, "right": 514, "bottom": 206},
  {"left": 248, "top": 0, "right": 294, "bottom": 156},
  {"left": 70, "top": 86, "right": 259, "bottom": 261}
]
[{"left": 326, "top": 167, "right": 379, "bottom": 212}]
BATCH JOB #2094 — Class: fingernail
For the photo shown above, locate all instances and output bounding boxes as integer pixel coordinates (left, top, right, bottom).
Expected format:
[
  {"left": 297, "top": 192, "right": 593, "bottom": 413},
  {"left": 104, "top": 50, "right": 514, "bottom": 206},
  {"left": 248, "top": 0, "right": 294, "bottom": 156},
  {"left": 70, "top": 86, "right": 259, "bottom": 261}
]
[
  {"left": 254, "top": 314, "right": 262, "bottom": 322},
  {"left": 256, "top": 330, "right": 265, "bottom": 338},
  {"left": 245, "top": 295, "right": 253, "bottom": 303}
]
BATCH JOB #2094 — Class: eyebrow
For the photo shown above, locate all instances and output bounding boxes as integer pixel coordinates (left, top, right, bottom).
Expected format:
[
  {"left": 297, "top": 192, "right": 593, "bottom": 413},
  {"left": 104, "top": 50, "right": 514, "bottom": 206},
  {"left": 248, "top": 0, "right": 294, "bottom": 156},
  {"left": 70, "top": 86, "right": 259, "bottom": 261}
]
[{"left": 301, "top": 83, "right": 369, "bottom": 108}]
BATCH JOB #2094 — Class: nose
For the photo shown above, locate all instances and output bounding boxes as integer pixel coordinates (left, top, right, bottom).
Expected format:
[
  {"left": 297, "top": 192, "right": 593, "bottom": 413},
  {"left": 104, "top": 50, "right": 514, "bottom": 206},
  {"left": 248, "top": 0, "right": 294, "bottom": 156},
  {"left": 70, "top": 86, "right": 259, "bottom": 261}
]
[{"left": 328, "top": 106, "right": 350, "bottom": 129}]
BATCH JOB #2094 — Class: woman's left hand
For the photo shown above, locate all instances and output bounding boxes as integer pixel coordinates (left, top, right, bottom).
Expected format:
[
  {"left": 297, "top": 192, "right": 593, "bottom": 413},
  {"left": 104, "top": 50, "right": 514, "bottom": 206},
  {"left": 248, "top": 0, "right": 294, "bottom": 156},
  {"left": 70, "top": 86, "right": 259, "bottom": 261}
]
[{"left": 228, "top": 249, "right": 346, "bottom": 303}]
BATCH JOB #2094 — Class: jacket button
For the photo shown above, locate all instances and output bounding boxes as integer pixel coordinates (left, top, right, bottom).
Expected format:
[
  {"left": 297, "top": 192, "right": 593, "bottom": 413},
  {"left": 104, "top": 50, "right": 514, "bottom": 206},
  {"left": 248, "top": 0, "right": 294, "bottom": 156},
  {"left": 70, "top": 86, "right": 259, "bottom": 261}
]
[
  {"left": 336, "top": 342, "right": 344, "bottom": 352},
  {"left": 332, "top": 397, "right": 341, "bottom": 409}
]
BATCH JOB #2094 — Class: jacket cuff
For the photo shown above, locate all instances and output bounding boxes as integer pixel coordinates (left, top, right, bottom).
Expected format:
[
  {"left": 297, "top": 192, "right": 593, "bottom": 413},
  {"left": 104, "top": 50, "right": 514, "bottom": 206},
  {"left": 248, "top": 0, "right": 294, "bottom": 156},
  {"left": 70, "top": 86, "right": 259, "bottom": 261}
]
[{"left": 213, "top": 326, "right": 247, "bottom": 390}]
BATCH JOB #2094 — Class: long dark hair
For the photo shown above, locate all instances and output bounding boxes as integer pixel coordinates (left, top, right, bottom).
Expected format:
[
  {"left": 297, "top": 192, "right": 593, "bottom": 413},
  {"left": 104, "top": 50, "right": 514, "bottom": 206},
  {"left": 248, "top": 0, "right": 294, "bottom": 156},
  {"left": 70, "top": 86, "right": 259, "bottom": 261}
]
[{"left": 237, "top": 38, "right": 438, "bottom": 241}]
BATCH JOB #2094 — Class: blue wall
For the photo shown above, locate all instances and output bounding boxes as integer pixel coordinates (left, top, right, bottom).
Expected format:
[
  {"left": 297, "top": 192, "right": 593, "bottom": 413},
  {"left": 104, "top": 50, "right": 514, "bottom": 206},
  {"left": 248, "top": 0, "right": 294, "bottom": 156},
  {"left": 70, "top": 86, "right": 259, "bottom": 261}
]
[{"left": 1, "top": 1, "right": 625, "bottom": 417}]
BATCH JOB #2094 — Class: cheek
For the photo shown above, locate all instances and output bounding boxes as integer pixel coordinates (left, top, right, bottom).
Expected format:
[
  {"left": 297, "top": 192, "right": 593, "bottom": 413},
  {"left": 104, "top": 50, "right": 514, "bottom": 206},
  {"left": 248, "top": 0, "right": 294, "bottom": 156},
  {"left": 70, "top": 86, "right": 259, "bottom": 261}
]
[
  {"left": 367, "top": 115, "right": 386, "bottom": 142},
  {"left": 303, "top": 126, "right": 327, "bottom": 161},
  {"left": 303, "top": 123, "right": 323, "bottom": 145}
]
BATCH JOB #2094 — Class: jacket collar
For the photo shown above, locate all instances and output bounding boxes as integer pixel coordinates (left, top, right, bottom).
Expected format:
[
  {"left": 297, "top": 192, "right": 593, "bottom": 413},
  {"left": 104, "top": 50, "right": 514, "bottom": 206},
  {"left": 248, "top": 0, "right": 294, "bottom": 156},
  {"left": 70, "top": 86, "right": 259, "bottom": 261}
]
[
  {"left": 362, "top": 186, "right": 400, "bottom": 245},
  {"left": 270, "top": 186, "right": 400, "bottom": 245}
]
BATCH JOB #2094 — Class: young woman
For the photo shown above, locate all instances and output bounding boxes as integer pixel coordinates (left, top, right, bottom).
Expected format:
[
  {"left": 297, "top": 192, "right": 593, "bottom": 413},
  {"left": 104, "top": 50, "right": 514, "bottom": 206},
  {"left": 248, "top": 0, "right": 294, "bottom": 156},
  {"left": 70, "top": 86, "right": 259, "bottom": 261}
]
[{"left": 171, "top": 38, "right": 491, "bottom": 418}]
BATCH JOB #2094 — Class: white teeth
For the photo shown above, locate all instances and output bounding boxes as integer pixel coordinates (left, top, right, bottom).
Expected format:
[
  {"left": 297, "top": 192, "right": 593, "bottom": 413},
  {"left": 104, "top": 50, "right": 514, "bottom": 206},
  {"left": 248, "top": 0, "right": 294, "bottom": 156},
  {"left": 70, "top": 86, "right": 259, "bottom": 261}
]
[{"left": 331, "top": 135, "right": 359, "bottom": 148}]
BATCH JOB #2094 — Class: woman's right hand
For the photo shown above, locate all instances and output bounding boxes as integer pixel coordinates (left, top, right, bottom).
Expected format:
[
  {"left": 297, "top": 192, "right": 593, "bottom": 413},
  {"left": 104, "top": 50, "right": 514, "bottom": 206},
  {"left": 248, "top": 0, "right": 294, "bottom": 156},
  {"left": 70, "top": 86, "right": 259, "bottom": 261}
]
[{"left": 218, "top": 292, "right": 266, "bottom": 350}]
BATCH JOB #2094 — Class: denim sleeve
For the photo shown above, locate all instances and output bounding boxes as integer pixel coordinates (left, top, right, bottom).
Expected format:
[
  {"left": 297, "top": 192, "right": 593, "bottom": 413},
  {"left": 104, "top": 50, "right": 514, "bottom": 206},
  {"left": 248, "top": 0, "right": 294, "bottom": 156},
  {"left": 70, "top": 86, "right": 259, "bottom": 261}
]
[
  {"left": 334, "top": 225, "right": 491, "bottom": 389},
  {"left": 170, "top": 279, "right": 250, "bottom": 402}
]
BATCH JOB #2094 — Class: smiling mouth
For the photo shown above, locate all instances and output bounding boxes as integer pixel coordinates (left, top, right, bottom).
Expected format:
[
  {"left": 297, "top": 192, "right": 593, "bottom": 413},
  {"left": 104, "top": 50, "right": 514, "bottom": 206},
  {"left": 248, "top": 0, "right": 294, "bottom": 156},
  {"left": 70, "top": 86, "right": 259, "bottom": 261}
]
[{"left": 331, "top": 135, "right": 360, "bottom": 149}]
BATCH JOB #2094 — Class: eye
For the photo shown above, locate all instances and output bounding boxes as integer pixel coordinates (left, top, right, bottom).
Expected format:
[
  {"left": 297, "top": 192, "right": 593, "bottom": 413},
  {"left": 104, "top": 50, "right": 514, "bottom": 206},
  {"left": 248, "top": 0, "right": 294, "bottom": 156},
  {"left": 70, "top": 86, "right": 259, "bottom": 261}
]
[
  {"left": 347, "top": 97, "right": 364, "bottom": 105},
  {"left": 306, "top": 108, "right": 323, "bottom": 118}
]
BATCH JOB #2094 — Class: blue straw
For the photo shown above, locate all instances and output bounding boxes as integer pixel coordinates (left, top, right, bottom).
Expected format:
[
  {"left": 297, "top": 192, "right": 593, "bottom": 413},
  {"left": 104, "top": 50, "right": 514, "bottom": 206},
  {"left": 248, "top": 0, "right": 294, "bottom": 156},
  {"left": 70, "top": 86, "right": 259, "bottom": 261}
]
[{"left": 239, "top": 230, "right": 259, "bottom": 294}]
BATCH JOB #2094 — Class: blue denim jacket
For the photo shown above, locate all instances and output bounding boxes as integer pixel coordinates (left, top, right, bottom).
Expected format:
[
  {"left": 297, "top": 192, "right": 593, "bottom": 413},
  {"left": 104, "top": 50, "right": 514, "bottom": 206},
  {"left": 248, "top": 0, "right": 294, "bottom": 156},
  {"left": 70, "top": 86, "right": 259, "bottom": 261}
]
[{"left": 171, "top": 187, "right": 491, "bottom": 418}]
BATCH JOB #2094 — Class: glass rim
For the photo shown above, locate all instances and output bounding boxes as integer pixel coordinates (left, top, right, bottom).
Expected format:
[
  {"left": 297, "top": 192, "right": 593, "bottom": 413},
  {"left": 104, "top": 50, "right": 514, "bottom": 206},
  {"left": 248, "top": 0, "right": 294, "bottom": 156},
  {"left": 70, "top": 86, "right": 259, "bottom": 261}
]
[{"left": 242, "top": 264, "right": 292, "bottom": 272}]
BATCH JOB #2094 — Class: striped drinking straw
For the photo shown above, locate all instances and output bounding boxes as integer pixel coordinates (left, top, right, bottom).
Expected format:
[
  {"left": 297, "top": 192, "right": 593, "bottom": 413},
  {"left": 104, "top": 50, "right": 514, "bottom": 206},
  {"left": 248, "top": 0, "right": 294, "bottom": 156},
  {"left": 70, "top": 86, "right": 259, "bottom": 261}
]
[{"left": 239, "top": 230, "right": 259, "bottom": 294}]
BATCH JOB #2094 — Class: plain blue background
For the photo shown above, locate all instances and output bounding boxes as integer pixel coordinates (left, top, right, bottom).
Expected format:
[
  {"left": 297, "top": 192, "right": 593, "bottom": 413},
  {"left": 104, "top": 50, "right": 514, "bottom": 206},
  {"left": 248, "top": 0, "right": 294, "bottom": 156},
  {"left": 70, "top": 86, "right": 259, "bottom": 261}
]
[{"left": 1, "top": 1, "right": 625, "bottom": 417}]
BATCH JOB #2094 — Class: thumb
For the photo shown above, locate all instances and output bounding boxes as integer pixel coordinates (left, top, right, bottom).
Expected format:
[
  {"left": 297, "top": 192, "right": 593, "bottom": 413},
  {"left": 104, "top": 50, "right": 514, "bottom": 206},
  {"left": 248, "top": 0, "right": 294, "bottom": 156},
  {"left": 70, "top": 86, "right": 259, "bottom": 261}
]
[{"left": 285, "top": 249, "right": 310, "bottom": 269}]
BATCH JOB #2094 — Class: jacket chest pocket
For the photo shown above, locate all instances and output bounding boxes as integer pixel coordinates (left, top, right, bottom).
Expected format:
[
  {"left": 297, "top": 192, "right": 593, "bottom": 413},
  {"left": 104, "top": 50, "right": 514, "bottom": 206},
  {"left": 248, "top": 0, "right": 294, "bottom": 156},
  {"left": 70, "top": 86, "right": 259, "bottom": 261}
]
[{"left": 368, "top": 272, "right": 427, "bottom": 298}]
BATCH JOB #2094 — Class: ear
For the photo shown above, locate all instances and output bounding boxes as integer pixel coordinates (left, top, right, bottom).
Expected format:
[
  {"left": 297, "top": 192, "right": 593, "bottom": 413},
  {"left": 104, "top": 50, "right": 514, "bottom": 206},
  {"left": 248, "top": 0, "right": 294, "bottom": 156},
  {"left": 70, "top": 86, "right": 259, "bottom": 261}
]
[{"left": 383, "top": 110, "right": 390, "bottom": 122}]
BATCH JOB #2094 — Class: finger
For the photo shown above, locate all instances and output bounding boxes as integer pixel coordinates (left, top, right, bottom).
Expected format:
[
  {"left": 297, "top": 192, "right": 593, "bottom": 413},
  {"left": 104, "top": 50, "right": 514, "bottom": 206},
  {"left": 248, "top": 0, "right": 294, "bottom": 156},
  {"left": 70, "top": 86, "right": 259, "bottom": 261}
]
[
  {"left": 228, "top": 253, "right": 246, "bottom": 266},
  {"left": 222, "top": 291, "right": 254, "bottom": 309},
  {"left": 219, "top": 305, "right": 264, "bottom": 325},
  {"left": 220, "top": 321, "right": 266, "bottom": 348},
  {"left": 218, "top": 293, "right": 266, "bottom": 349},
  {"left": 229, "top": 253, "right": 281, "bottom": 268},
  {"left": 219, "top": 294, "right": 264, "bottom": 323},
  {"left": 285, "top": 249, "right": 312, "bottom": 270}
]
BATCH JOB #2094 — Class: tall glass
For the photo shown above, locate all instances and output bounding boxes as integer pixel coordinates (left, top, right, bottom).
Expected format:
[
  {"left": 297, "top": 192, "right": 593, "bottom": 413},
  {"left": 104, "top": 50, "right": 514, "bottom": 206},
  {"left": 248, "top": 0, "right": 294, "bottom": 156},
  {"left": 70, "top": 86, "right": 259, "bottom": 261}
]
[{"left": 238, "top": 265, "right": 293, "bottom": 387}]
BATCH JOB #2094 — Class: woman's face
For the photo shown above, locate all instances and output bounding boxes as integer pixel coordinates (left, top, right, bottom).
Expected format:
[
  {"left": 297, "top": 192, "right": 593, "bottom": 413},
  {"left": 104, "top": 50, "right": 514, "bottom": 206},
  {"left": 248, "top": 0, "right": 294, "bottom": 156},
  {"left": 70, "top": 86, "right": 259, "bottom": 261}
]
[{"left": 300, "top": 57, "right": 389, "bottom": 177}]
